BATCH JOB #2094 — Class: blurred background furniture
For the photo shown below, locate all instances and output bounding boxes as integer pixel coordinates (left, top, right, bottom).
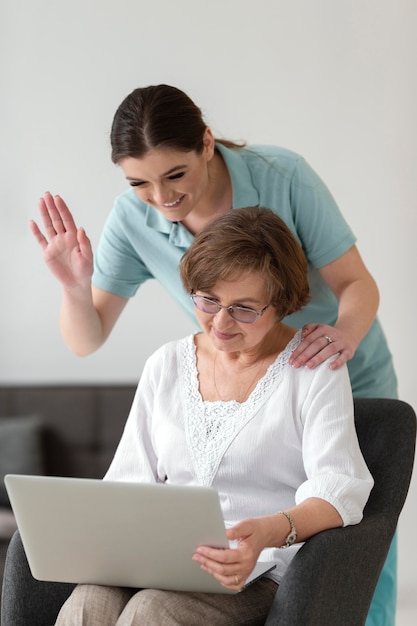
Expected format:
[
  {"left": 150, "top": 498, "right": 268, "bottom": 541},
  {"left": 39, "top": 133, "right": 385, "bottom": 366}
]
[{"left": 1, "top": 397, "right": 416, "bottom": 626}]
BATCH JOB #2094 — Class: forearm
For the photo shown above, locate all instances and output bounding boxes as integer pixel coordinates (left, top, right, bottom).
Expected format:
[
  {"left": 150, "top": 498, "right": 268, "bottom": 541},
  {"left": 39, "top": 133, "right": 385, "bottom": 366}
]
[
  {"left": 319, "top": 245, "right": 380, "bottom": 350},
  {"left": 334, "top": 274, "right": 379, "bottom": 350},
  {"left": 59, "top": 286, "right": 106, "bottom": 356},
  {"left": 195, "top": 498, "right": 344, "bottom": 587},
  {"left": 288, "top": 271, "right": 379, "bottom": 371},
  {"left": 287, "top": 246, "right": 384, "bottom": 370},
  {"left": 261, "top": 498, "right": 343, "bottom": 549}
]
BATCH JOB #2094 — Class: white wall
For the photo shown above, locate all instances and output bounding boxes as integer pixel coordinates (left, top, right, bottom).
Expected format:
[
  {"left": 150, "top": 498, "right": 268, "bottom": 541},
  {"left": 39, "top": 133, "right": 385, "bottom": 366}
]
[{"left": 1, "top": 0, "right": 416, "bottom": 619}]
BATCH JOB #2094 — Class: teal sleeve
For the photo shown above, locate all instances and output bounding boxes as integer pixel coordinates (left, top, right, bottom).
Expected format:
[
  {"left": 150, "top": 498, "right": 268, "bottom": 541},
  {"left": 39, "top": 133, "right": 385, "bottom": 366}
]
[
  {"left": 289, "top": 157, "right": 356, "bottom": 268},
  {"left": 92, "top": 196, "right": 153, "bottom": 298}
]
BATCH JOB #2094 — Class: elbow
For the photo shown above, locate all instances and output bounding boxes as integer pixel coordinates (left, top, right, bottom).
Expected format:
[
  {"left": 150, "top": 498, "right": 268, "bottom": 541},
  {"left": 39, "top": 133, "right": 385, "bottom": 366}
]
[
  {"left": 71, "top": 346, "right": 98, "bottom": 358},
  {"left": 368, "top": 274, "right": 380, "bottom": 311},
  {"left": 61, "top": 335, "right": 103, "bottom": 357}
]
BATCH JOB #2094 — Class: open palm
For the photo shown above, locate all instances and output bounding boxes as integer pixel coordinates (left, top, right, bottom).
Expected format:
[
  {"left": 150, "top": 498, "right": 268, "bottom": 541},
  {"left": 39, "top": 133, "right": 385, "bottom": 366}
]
[{"left": 30, "top": 192, "right": 93, "bottom": 289}]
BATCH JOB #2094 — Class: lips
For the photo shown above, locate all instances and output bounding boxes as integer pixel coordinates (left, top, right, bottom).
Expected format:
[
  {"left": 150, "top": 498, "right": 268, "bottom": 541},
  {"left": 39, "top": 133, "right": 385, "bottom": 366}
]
[{"left": 213, "top": 328, "right": 239, "bottom": 341}]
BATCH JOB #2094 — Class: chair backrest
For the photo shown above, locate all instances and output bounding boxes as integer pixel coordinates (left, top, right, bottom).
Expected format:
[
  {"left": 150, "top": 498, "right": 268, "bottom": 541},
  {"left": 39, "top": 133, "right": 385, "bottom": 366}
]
[
  {"left": 268, "top": 397, "right": 416, "bottom": 626},
  {"left": 354, "top": 398, "right": 416, "bottom": 520}
]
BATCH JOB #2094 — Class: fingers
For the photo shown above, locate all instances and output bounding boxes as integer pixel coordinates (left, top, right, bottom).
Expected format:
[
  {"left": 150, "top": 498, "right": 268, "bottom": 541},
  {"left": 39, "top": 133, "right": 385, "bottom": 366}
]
[
  {"left": 77, "top": 227, "right": 92, "bottom": 254},
  {"left": 193, "top": 543, "right": 259, "bottom": 590},
  {"left": 38, "top": 193, "right": 65, "bottom": 235},
  {"left": 327, "top": 352, "right": 349, "bottom": 371},
  {"left": 29, "top": 219, "right": 48, "bottom": 250},
  {"left": 37, "top": 192, "right": 77, "bottom": 238},
  {"left": 289, "top": 325, "right": 353, "bottom": 370},
  {"left": 192, "top": 550, "right": 246, "bottom": 589},
  {"left": 194, "top": 545, "right": 239, "bottom": 566},
  {"left": 299, "top": 323, "right": 318, "bottom": 338}
]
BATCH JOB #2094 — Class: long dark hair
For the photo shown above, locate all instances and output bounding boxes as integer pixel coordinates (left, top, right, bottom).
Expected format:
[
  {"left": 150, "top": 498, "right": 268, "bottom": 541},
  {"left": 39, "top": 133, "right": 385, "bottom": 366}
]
[{"left": 111, "top": 84, "right": 244, "bottom": 163}]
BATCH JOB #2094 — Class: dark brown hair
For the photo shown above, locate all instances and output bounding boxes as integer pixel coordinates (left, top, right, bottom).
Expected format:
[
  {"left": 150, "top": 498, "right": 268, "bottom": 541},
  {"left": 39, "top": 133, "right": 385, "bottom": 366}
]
[
  {"left": 180, "top": 207, "right": 310, "bottom": 320},
  {"left": 110, "top": 84, "right": 243, "bottom": 163}
]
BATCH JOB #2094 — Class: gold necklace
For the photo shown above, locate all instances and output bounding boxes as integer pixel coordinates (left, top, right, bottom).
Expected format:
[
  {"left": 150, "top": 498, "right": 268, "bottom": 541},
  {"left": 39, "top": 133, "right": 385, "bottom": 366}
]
[{"left": 213, "top": 353, "right": 265, "bottom": 402}]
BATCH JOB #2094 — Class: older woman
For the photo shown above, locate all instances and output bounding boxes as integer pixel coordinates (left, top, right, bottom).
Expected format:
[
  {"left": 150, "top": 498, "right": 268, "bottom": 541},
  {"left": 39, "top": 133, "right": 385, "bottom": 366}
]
[{"left": 55, "top": 208, "right": 373, "bottom": 625}]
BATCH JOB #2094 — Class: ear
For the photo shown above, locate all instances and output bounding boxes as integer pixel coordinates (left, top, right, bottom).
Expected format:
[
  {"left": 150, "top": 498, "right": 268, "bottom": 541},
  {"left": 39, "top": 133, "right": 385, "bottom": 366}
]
[{"left": 202, "top": 127, "right": 215, "bottom": 160}]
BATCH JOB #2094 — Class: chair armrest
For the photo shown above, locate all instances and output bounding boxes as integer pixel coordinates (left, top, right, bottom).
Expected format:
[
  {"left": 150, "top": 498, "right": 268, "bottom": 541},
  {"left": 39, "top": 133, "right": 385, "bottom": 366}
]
[
  {"left": 265, "top": 513, "right": 396, "bottom": 626},
  {"left": 1, "top": 531, "right": 74, "bottom": 626}
]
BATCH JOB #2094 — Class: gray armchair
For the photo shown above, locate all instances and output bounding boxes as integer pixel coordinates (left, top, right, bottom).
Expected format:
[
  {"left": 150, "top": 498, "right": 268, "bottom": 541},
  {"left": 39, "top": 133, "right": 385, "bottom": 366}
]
[{"left": 1, "top": 398, "right": 416, "bottom": 626}]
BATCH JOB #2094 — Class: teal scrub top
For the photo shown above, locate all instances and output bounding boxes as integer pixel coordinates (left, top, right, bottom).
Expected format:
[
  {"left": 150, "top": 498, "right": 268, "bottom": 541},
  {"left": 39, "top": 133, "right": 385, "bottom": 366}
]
[{"left": 93, "top": 143, "right": 397, "bottom": 398}]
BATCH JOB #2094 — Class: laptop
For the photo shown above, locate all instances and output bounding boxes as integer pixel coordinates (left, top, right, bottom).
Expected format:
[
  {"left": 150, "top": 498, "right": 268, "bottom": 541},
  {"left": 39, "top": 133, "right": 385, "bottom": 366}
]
[{"left": 4, "top": 474, "right": 275, "bottom": 594}]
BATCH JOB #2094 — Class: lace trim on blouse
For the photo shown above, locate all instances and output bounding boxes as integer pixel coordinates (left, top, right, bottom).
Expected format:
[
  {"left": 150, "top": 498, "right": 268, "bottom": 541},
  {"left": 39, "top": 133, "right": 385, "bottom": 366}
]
[{"left": 178, "top": 331, "right": 302, "bottom": 486}]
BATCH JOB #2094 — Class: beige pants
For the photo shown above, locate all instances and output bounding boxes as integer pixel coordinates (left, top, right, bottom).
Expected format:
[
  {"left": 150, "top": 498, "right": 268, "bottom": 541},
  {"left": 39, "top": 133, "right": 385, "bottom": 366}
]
[{"left": 55, "top": 578, "right": 278, "bottom": 625}]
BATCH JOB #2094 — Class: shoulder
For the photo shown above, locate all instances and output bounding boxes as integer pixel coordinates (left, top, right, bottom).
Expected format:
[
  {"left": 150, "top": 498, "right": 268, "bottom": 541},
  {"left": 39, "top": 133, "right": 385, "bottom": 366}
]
[
  {"left": 234, "top": 144, "right": 320, "bottom": 188},
  {"left": 245, "top": 144, "right": 302, "bottom": 160},
  {"left": 284, "top": 332, "right": 351, "bottom": 389},
  {"left": 242, "top": 144, "right": 303, "bottom": 170},
  {"left": 218, "top": 142, "right": 303, "bottom": 169},
  {"left": 144, "top": 335, "right": 193, "bottom": 372},
  {"left": 218, "top": 143, "right": 325, "bottom": 186},
  {"left": 295, "top": 356, "right": 352, "bottom": 399},
  {"left": 245, "top": 146, "right": 327, "bottom": 188}
]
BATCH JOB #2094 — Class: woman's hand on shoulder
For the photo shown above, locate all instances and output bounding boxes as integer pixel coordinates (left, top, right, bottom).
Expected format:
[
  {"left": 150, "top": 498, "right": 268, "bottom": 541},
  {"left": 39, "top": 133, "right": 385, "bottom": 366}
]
[
  {"left": 30, "top": 192, "right": 93, "bottom": 290},
  {"left": 289, "top": 323, "right": 356, "bottom": 370}
]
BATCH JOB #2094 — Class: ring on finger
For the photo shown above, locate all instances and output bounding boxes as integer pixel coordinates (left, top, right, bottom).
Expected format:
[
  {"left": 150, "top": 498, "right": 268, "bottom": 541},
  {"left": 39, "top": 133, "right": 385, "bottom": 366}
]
[
  {"left": 323, "top": 335, "right": 333, "bottom": 344},
  {"left": 234, "top": 575, "right": 240, "bottom": 585}
]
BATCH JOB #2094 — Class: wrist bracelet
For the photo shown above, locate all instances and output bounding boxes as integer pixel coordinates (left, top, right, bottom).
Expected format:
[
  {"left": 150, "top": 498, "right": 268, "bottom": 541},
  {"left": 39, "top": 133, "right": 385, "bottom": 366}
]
[{"left": 278, "top": 510, "right": 297, "bottom": 548}]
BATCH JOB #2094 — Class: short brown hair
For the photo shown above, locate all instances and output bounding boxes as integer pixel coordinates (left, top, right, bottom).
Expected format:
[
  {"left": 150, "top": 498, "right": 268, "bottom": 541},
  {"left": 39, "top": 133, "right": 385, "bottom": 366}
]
[{"left": 180, "top": 207, "right": 310, "bottom": 320}]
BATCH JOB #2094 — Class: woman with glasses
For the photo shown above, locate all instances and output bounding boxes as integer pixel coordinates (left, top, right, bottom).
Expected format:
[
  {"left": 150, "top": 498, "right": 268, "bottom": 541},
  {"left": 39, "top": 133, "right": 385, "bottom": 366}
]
[
  {"left": 30, "top": 84, "right": 397, "bottom": 625},
  {"left": 54, "top": 207, "right": 373, "bottom": 625}
]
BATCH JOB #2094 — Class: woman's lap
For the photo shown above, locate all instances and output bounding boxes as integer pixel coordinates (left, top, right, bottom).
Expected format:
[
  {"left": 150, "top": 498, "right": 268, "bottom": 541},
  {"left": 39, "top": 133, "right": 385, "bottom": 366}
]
[{"left": 55, "top": 577, "right": 278, "bottom": 626}]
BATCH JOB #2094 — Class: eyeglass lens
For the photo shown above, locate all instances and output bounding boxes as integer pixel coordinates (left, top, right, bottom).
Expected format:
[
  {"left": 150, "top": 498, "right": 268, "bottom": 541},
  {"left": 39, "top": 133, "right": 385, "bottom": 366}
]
[{"left": 192, "top": 295, "right": 259, "bottom": 323}]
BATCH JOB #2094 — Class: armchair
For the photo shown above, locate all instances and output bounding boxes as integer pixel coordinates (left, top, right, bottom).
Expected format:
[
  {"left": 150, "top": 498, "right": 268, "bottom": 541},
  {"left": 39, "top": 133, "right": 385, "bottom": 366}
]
[{"left": 1, "top": 398, "right": 415, "bottom": 626}]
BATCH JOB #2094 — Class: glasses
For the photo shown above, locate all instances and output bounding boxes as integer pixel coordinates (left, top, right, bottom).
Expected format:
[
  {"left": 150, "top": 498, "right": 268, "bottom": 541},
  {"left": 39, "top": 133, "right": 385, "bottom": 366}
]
[{"left": 191, "top": 294, "right": 270, "bottom": 324}]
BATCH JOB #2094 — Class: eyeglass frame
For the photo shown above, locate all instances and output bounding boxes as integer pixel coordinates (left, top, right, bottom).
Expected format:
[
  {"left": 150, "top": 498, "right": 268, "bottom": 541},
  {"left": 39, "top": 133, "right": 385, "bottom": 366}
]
[{"left": 190, "top": 293, "right": 271, "bottom": 324}]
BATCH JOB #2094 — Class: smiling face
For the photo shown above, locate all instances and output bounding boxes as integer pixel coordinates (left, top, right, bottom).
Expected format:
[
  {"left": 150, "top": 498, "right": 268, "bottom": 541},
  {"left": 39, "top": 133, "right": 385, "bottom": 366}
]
[
  {"left": 119, "top": 129, "right": 215, "bottom": 223},
  {"left": 194, "top": 271, "right": 278, "bottom": 355}
]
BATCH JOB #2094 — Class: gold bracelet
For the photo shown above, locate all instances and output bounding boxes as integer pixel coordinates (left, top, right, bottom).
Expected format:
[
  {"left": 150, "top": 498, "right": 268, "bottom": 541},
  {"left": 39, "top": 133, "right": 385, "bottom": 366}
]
[{"left": 278, "top": 511, "right": 297, "bottom": 548}]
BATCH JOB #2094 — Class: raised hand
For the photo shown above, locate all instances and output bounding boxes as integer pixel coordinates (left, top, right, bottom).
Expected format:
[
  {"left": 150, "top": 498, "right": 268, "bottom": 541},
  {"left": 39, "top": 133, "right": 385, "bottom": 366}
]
[{"left": 30, "top": 192, "right": 93, "bottom": 290}]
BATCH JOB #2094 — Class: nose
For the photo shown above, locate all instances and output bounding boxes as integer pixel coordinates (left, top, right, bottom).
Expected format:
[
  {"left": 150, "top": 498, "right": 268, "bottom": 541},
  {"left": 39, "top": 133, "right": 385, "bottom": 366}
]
[
  {"left": 213, "top": 307, "right": 234, "bottom": 328},
  {"left": 149, "top": 183, "right": 169, "bottom": 206}
]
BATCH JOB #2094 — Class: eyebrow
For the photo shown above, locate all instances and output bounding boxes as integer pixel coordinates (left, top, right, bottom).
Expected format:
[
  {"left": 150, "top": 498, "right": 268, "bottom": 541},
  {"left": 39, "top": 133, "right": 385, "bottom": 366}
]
[{"left": 125, "top": 164, "right": 188, "bottom": 182}]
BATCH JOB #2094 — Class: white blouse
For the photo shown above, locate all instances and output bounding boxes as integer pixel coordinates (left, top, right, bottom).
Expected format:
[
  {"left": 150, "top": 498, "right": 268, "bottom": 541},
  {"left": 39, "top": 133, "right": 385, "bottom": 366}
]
[{"left": 105, "top": 331, "right": 373, "bottom": 582}]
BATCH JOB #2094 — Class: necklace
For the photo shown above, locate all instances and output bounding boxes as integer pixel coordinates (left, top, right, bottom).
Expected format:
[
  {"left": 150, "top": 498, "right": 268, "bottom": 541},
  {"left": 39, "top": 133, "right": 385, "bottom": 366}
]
[{"left": 213, "top": 353, "right": 265, "bottom": 402}]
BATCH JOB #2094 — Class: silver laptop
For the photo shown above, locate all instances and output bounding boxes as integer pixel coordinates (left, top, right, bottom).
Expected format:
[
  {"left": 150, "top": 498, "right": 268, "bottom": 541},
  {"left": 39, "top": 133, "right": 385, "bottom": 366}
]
[{"left": 5, "top": 474, "right": 275, "bottom": 594}]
